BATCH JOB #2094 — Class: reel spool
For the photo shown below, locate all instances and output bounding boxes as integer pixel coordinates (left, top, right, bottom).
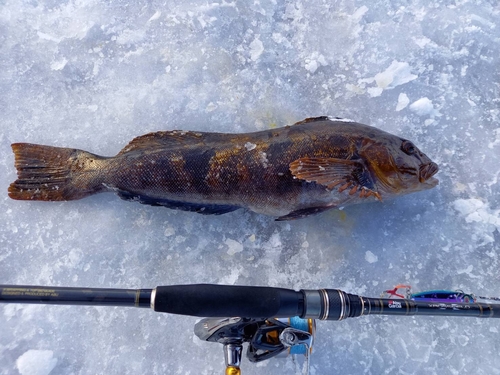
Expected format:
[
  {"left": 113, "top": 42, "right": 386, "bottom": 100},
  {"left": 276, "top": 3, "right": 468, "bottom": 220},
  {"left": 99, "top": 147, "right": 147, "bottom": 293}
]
[{"left": 194, "top": 316, "right": 315, "bottom": 374}]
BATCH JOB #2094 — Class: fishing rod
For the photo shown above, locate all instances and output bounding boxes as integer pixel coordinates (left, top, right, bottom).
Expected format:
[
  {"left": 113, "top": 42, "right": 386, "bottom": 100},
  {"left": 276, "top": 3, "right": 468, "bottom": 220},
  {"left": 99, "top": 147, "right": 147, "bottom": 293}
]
[{"left": 1, "top": 283, "right": 499, "bottom": 374}]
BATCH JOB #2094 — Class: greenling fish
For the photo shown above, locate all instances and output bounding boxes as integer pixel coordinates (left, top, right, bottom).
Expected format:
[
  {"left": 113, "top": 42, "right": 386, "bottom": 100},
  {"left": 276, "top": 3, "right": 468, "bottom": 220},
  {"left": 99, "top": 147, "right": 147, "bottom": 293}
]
[{"left": 8, "top": 117, "right": 438, "bottom": 220}]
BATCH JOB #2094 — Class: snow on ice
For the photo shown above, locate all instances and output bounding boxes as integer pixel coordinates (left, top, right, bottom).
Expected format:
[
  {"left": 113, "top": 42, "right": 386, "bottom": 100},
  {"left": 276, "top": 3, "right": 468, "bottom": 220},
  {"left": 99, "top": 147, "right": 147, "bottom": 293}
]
[{"left": 1, "top": 1, "right": 499, "bottom": 374}]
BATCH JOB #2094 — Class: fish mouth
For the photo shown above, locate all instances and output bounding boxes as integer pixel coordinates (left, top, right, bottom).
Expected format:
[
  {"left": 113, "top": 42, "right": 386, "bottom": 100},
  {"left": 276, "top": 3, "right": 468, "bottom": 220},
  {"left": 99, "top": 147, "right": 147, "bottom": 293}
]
[{"left": 419, "top": 162, "right": 439, "bottom": 184}]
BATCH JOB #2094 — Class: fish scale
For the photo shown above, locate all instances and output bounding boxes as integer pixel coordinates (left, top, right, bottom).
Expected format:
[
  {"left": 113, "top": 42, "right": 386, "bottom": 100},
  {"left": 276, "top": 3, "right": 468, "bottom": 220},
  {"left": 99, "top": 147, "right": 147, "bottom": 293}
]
[{"left": 8, "top": 117, "right": 438, "bottom": 220}]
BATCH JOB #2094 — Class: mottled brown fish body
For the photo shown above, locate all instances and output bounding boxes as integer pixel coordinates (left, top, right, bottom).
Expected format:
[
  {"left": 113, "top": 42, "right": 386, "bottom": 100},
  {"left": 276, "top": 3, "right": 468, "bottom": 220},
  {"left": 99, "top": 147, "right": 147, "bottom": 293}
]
[{"left": 9, "top": 117, "right": 439, "bottom": 220}]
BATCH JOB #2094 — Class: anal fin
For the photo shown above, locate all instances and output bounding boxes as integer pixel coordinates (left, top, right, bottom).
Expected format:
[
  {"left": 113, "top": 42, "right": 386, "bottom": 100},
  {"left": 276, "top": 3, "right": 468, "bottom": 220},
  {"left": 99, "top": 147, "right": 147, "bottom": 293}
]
[
  {"left": 116, "top": 191, "right": 240, "bottom": 215},
  {"left": 276, "top": 206, "right": 334, "bottom": 221}
]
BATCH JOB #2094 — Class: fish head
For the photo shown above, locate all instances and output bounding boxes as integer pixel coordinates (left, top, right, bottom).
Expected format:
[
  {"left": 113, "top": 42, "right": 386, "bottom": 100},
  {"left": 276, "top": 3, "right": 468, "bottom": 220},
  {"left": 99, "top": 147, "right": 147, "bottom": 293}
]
[{"left": 360, "top": 135, "right": 439, "bottom": 196}]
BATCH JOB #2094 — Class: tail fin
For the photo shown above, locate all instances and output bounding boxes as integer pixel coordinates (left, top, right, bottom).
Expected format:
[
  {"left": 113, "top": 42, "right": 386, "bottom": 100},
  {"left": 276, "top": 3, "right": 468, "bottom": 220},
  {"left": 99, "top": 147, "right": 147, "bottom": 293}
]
[{"left": 8, "top": 143, "right": 108, "bottom": 201}]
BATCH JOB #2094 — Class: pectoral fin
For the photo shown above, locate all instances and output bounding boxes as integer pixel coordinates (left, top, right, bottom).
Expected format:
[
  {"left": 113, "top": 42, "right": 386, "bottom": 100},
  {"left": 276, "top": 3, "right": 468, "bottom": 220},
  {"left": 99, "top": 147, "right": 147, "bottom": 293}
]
[{"left": 289, "top": 157, "right": 381, "bottom": 200}]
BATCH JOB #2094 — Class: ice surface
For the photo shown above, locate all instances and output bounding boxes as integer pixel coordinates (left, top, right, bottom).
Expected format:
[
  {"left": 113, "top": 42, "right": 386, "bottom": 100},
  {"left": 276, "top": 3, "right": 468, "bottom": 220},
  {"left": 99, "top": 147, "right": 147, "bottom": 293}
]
[
  {"left": 396, "top": 93, "right": 410, "bottom": 112},
  {"left": 410, "top": 97, "right": 436, "bottom": 117},
  {"left": 367, "top": 60, "right": 418, "bottom": 97},
  {"left": 16, "top": 350, "right": 57, "bottom": 375},
  {"left": 1, "top": 1, "right": 499, "bottom": 374},
  {"left": 365, "top": 251, "right": 378, "bottom": 264}
]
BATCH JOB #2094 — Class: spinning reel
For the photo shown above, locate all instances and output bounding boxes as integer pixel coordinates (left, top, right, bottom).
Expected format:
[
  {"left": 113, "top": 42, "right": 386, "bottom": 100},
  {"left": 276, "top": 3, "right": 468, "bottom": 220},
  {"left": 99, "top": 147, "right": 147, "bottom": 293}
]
[{"left": 195, "top": 316, "right": 315, "bottom": 374}]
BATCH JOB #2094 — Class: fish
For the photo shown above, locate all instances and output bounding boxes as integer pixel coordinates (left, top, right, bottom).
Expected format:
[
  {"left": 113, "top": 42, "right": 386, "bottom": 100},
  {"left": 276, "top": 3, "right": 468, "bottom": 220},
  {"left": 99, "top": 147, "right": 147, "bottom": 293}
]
[{"left": 8, "top": 116, "right": 439, "bottom": 220}]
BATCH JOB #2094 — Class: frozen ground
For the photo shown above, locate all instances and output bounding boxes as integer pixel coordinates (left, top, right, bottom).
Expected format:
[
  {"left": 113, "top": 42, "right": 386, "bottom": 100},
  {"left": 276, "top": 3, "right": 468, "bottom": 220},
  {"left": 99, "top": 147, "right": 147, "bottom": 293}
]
[{"left": 1, "top": 1, "right": 499, "bottom": 374}]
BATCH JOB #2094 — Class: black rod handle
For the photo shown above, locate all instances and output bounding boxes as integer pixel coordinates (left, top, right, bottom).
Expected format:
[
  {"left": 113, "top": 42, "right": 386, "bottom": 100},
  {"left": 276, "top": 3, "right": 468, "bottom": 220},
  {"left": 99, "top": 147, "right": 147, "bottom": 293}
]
[
  {"left": 0, "top": 285, "right": 151, "bottom": 308},
  {"left": 152, "top": 284, "right": 303, "bottom": 317}
]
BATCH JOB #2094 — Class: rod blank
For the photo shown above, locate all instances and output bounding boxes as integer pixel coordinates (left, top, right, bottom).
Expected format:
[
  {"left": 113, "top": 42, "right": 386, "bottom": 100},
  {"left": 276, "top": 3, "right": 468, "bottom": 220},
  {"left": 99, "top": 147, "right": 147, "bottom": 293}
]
[
  {"left": 0, "top": 285, "right": 151, "bottom": 308},
  {"left": 1, "top": 284, "right": 499, "bottom": 320}
]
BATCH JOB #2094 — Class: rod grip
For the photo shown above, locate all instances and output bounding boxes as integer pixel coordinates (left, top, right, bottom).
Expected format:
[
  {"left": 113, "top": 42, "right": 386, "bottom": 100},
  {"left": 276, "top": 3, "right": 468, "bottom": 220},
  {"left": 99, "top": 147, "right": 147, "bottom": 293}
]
[{"left": 153, "top": 284, "right": 303, "bottom": 318}]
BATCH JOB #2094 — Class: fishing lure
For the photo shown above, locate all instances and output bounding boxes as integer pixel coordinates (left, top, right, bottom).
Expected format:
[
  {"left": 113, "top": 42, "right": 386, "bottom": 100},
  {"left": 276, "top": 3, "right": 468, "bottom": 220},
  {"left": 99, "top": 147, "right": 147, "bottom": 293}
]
[{"left": 381, "top": 284, "right": 500, "bottom": 304}]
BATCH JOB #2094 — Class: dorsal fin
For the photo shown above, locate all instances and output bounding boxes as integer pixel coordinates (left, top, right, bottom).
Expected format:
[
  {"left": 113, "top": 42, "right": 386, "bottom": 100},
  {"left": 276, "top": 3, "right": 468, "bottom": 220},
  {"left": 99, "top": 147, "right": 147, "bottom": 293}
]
[
  {"left": 292, "top": 116, "right": 330, "bottom": 126},
  {"left": 118, "top": 130, "right": 206, "bottom": 155}
]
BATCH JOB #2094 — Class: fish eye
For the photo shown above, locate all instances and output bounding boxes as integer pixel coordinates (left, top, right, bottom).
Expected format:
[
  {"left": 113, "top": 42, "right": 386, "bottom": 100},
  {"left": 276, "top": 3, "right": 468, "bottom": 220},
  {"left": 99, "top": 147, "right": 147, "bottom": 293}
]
[{"left": 401, "top": 140, "right": 416, "bottom": 155}]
